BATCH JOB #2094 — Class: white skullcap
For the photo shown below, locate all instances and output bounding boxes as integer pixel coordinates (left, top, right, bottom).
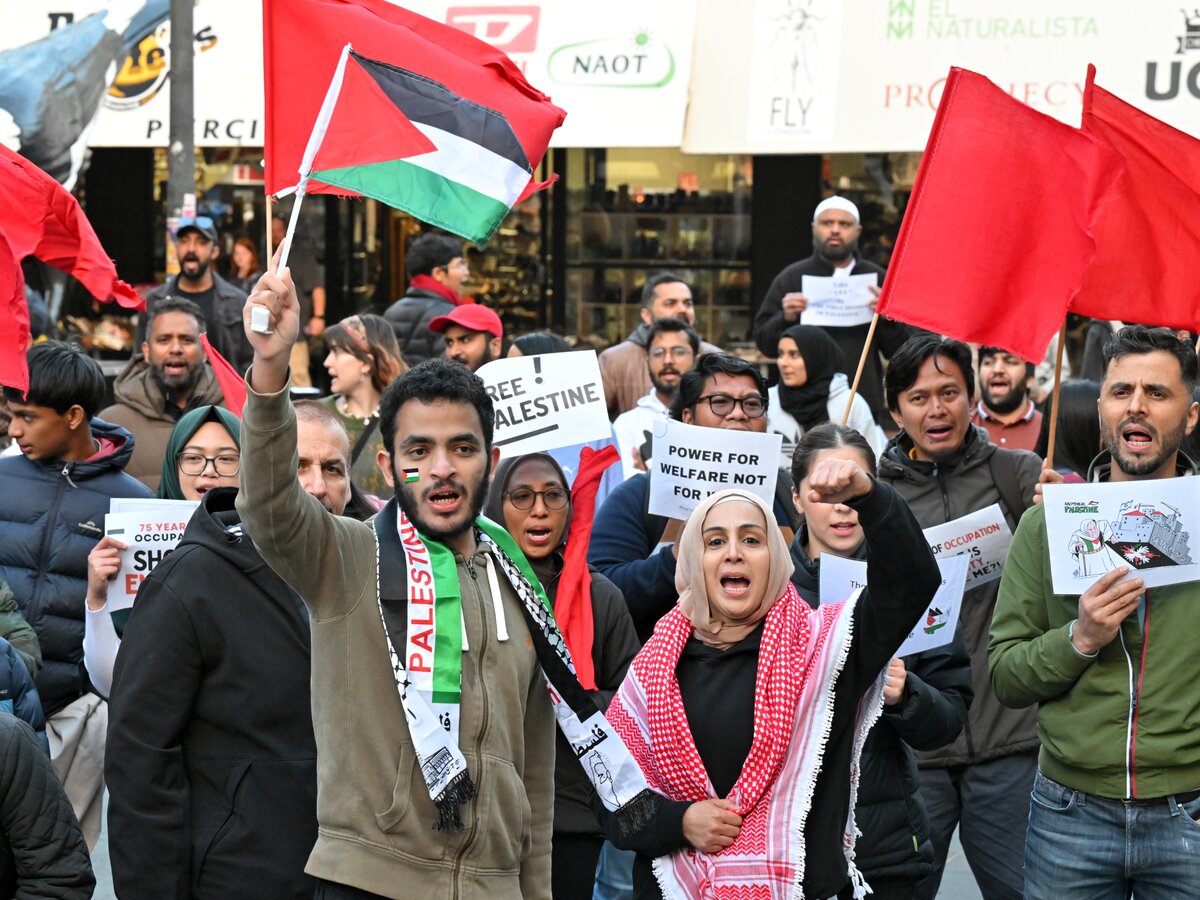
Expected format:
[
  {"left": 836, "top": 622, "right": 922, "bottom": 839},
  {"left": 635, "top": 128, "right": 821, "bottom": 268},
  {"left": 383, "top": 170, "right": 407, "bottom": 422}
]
[{"left": 812, "top": 196, "right": 860, "bottom": 223}]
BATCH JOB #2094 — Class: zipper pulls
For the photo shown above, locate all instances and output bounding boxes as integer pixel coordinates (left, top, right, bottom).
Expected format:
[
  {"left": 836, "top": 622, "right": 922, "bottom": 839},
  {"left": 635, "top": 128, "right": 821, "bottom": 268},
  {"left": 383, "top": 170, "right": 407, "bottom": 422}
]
[{"left": 61, "top": 462, "right": 78, "bottom": 489}]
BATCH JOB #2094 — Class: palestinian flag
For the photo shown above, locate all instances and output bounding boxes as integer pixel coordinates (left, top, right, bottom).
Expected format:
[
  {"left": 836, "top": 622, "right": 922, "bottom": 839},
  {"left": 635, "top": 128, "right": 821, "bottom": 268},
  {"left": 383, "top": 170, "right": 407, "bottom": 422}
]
[
  {"left": 308, "top": 50, "right": 536, "bottom": 244},
  {"left": 403, "top": 468, "right": 419, "bottom": 484},
  {"left": 264, "top": 0, "right": 566, "bottom": 244}
]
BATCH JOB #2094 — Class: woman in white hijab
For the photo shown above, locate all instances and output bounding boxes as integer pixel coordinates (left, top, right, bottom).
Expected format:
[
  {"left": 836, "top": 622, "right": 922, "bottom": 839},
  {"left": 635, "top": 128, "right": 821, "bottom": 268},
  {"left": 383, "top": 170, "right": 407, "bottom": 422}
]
[{"left": 594, "top": 458, "right": 941, "bottom": 900}]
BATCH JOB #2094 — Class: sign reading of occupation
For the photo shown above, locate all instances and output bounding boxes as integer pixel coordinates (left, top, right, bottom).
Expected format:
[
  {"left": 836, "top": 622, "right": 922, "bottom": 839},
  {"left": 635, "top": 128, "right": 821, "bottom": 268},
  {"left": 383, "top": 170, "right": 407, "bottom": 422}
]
[
  {"left": 922, "top": 503, "right": 1014, "bottom": 588},
  {"left": 103, "top": 499, "right": 199, "bottom": 629},
  {"left": 820, "top": 552, "right": 969, "bottom": 657},
  {"left": 1044, "top": 479, "right": 1200, "bottom": 594},
  {"left": 648, "top": 419, "right": 783, "bottom": 520},
  {"left": 475, "top": 350, "right": 611, "bottom": 458},
  {"left": 799, "top": 272, "right": 878, "bottom": 328}
]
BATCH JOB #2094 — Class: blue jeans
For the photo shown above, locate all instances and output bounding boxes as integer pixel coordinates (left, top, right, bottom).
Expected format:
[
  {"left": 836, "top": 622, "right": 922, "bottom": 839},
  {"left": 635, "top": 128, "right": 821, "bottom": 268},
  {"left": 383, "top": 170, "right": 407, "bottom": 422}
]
[
  {"left": 1025, "top": 769, "right": 1200, "bottom": 900},
  {"left": 591, "top": 841, "right": 634, "bottom": 900}
]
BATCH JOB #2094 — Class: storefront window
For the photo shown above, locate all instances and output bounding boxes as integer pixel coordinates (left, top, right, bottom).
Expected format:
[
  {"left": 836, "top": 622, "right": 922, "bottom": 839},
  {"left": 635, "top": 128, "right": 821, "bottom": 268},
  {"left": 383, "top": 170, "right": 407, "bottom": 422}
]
[
  {"left": 823, "top": 153, "right": 923, "bottom": 270},
  {"left": 564, "top": 148, "right": 752, "bottom": 346}
]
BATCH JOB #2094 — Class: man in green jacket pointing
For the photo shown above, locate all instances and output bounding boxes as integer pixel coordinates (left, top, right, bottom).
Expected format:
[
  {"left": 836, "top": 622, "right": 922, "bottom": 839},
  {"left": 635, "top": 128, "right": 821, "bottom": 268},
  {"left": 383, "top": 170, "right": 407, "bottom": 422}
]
[{"left": 990, "top": 325, "right": 1200, "bottom": 900}]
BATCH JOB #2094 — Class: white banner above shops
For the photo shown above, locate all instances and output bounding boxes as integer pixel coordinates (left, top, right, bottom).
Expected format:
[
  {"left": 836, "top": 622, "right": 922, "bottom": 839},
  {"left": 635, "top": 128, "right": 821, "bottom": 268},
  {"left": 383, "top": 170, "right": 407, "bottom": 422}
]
[
  {"left": 1, "top": 0, "right": 264, "bottom": 154},
  {"left": 402, "top": 0, "right": 695, "bottom": 147},
  {"left": 3, "top": 1, "right": 1196, "bottom": 158},
  {"left": 685, "top": 0, "right": 1200, "bottom": 152}
]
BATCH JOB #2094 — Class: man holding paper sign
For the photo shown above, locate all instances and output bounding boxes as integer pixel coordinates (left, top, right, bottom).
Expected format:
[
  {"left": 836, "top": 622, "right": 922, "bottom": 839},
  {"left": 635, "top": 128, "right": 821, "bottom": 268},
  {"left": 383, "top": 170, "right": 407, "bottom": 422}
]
[
  {"left": 877, "top": 335, "right": 1042, "bottom": 900},
  {"left": 753, "top": 196, "right": 920, "bottom": 425},
  {"left": 991, "top": 326, "right": 1200, "bottom": 898}
]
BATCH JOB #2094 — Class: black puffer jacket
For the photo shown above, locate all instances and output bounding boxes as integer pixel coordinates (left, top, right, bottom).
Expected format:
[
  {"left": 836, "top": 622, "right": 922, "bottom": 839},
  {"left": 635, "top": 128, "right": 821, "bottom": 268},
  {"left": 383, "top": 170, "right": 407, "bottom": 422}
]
[
  {"left": 106, "top": 488, "right": 318, "bottom": 899},
  {"left": 383, "top": 287, "right": 454, "bottom": 364},
  {"left": 0, "top": 419, "right": 152, "bottom": 716},
  {"left": 0, "top": 712, "right": 95, "bottom": 898},
  {"left": 789, "top": 526, "right": 973, "bottom": 882}
]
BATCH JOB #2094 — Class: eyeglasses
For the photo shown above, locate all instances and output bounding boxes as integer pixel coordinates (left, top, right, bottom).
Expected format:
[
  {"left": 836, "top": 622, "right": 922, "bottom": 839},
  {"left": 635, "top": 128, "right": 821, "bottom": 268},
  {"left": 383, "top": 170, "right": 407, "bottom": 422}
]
[
  {"left": 649, "top": 346, "right": 694, "bottom": 361},
  {"left": 177, "top": 452, "right": 241, "bottom": 477},
  {"left": 505, "top": 487, "right": 569, "bottom": 510},
  {"left": 696, "top": 393, "right": 767, "bottom": 418}
]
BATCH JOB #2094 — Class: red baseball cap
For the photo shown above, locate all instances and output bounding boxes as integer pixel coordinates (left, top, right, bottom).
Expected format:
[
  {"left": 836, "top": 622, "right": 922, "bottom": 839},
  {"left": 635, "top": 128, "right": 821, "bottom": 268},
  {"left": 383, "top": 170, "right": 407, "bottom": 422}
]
[{"left": 429, "top": 304, "right": 504, "bottom": 340}]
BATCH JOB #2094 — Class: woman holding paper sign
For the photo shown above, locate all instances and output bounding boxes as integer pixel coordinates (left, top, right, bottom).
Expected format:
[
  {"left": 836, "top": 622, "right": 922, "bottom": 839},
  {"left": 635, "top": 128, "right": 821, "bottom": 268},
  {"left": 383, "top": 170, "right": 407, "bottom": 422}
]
[
  {"left": 83, "top": 405, "right": 241, "bottom": 697},
  {"left": 787, "top": 424, "right": 973, "bottom": 899},
  {"left": 768, "top": 324, "right": 886, "bottom": 461},
  {"left": 594, "top": 448, "right": 941, "bottom": 900}
]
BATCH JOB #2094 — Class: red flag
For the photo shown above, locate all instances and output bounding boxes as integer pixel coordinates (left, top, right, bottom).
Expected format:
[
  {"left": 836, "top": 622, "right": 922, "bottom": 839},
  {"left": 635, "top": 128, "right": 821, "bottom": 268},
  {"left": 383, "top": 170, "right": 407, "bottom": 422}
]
[
  {"left": 0, "top": 145, "right": 140, "bottom": 310},
  {"left": 876, "top": 67, "right": 1119, "bottom": 363},
  {"left": 200, "top": 334, "right": 246, "bottom": 417},
  {"left": 1069, "top": 65, "right": 1200, "bottom": 329},
  {"left": 556, "top": 444, "right": 620, "bottom": 691},
  {"left": 263, "top": 0, "right": 565, "bottom": 206},
  {"left": 0, "top": 228, "right": 31, "bottom": 392}
]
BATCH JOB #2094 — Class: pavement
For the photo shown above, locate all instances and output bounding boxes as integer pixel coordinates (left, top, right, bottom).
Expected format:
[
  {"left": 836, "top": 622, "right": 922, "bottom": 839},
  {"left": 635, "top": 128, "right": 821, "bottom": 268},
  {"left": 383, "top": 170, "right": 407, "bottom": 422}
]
[{"left": 89, "top": 802, "right": 985, "bottom": 900}]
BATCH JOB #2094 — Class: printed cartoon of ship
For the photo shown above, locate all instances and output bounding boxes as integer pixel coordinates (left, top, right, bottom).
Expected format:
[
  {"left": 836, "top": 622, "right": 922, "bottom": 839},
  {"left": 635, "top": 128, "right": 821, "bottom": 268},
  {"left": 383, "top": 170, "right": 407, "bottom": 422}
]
[{"left": 1106, "top": 500, "right": 1193, "bottom": 568}]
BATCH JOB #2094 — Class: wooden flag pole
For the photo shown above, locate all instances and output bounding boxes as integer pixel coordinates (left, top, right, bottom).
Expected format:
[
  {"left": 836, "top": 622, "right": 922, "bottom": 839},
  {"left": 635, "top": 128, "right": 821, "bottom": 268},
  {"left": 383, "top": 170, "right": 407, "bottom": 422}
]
[
  {"left": 1044, "top": 319, "right": 1068, "bottom": 471},
  {"left": 842, "top": 311, "right": 880, "bottom": 426}
]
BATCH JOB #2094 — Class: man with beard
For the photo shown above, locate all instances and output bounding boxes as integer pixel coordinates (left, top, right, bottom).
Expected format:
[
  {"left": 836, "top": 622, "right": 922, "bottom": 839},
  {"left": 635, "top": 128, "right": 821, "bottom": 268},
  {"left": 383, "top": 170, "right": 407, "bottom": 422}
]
[
  {"left": 753, "top": 197, "right": 920, "bottom": 426},
  {"left": 235, "top": 264, "right": 558, "bottom": 899},
  {"left": 139, "top": 217, "right": 253, "bottom": 372},
  {"left": 599, "top": 273, "right": 722, "bottom": 420},
  {"left": 431, "top": 304, "right": 504, "bottom": 372},
  {"left": 877, "top": 334, "right": 1043, "bottom": 900},
  {"left": 972, "top": 346, "right": 1043, "bottom": 453},
  {"left": 992, "top": 326, "right": 1200, "bottom": 899},
  {"left": 612, "top": 318, "right": 699, "bottom": 479},
  {"left": 99, "top": 298, "right": 226, "bottom": 491},
  {"left": 106, "top": 400, "right": 351, "bottom": 899}
]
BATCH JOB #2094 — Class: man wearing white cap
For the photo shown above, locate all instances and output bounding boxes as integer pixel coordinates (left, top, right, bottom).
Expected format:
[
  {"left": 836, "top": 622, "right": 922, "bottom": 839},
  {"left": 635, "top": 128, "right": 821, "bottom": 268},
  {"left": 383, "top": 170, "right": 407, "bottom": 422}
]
[{"left": 753, "top": 196, "right": 920, "bottom": 426}]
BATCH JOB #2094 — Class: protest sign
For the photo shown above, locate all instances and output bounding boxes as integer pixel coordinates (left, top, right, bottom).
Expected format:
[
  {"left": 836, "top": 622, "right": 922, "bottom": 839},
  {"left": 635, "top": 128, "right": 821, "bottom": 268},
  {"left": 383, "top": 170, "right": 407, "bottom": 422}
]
[
  {"left": 922, "top": 503, "right": 1013, "bottom": 588},
  {"left": 476, "top": 350, "right": 611, "bottom": 458},
  {"left": 647, "top": 419, "right": 782, "bottom": 520},
  {"left": 1044, "top": 479, "right": 1200, "bottom": 594},
  {"left": 799, "top": 273, "right": 878, "bottom": 328},
  {"left": 819, "top": 552, "right": 969, "bottom": 657},
  {"left": 103, "top": 502, "right": 198, "bottom": 614}
]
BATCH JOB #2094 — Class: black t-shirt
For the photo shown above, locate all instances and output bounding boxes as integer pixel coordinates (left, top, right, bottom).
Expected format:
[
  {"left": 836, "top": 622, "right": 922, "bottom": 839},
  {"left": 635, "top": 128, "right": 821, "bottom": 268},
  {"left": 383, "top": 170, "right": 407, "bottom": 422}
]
[{"left": 175, "top": 284, "right": 216, "bottom": 331}]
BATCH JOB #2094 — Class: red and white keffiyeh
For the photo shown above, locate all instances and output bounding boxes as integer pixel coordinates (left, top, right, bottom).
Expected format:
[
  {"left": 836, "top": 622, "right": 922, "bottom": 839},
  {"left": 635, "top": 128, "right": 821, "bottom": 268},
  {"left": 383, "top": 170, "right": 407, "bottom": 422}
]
[{"left": 606, "top": 583, "right": 883, "bottom": 899}]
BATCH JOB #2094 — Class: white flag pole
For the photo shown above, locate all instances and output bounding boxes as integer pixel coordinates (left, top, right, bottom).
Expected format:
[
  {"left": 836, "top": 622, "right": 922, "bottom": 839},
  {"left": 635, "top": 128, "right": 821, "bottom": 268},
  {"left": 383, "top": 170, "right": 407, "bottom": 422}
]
[
  {"left": 277, "top": 41, "right": 353, "bottom": 273},
  {"left": 255, "top": 43, "right": 352, "bottom": 333}
]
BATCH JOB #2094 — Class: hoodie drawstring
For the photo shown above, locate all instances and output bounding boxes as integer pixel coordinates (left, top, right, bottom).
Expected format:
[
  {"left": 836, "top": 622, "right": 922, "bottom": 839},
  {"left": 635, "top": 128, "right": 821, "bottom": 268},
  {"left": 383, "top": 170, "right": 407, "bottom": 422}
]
[{"left": 484, "top": 554, "right": 509, "bottom": 642}]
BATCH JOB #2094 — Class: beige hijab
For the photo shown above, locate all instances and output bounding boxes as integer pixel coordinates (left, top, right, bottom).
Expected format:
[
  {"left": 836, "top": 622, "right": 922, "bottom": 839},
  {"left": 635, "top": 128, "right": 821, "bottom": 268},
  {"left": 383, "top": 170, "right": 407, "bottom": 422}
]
[{"left": 675, "top": 489, "right": 795, "bottom": 650}]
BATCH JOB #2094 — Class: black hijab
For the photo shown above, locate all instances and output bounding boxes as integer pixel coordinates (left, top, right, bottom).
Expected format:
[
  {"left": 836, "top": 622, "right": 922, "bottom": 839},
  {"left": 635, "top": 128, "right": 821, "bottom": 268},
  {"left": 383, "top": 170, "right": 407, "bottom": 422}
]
[{"left": 777, "top": 325, "right": 846, "bottom": 430}]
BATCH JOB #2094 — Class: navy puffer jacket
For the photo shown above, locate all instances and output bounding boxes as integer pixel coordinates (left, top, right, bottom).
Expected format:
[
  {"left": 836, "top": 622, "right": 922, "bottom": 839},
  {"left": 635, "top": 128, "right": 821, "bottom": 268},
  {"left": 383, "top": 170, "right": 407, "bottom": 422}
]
[{"left": 0, "top": 419, "right": 152, "bottom": 716}]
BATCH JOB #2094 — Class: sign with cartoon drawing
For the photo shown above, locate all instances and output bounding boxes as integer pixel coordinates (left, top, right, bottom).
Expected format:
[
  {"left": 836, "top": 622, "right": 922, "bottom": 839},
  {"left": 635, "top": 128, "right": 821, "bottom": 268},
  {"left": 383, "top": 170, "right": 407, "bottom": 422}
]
[{"left": 1044, "top": 479, "right": 1200, "bottom": 593}]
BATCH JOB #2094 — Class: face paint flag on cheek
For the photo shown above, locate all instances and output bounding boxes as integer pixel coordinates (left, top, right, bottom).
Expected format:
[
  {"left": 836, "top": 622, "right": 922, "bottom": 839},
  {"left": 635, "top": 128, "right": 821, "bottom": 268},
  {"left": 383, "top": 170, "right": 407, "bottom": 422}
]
[{"left": 403, "top": 468, "right": 419, "bottom": 484}]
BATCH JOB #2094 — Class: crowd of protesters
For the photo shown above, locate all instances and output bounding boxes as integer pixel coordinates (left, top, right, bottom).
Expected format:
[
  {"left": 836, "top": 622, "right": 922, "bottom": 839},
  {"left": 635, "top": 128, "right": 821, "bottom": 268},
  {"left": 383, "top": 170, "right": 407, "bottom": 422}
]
[{"left": 0, "top": 197, "right": 1197, "bottom": 900}]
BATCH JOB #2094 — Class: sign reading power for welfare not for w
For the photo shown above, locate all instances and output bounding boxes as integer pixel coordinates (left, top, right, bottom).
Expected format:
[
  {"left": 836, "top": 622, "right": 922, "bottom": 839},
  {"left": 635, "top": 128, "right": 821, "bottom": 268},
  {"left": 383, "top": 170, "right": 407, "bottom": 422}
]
[{"left": 648, "top": 419, "right": 783, "bottom": 520}]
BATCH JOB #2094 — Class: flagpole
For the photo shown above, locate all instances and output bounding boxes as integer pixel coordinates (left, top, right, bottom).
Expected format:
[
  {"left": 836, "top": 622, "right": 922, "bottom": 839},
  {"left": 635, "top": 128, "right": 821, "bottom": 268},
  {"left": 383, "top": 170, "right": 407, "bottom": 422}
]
[
  {"left": 277, "top": 42, "right": 353, "bottom": 273},
  {"left": 1044, "top": 319, "right": 1068, "bottom": 471},
  {"left": 253, "top": 43, "right": 352, "bottom": 333},
  {"left": 841, "top": 312, "right": 880, "bottom": 426}
]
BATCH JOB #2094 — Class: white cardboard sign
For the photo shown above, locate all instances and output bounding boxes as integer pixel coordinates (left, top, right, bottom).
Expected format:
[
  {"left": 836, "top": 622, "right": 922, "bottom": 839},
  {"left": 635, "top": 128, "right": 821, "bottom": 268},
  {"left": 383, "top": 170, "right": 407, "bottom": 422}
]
[
  {"left": 476, "top": 350, "right": 611, "bottom": 458},
  {"left": 799, "top": 273, "right": 879, "bottom": 328},
  {"left": 1044, "top": 479, "right": 1200, "bottom": 594},
  {"left": 647, "top": 419, "right": 782, "bottom": 520},
  {"left": 923, "top": 503, "right": 1013, "bottom": 588},
  {"left": 819, "top": 552, "right": 969, "bottom": 657},
  {"left": 103, "top": 502, "right": 198, "bottom": 612}
]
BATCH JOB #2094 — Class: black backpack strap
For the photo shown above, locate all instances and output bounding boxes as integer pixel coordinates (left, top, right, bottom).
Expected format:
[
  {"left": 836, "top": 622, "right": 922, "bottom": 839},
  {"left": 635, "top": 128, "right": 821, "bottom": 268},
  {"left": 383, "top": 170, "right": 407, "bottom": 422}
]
[
  {"left": 351, "top": 416, "right": 380, "bottom": 466},
  {"left": 987, "top": 448, "right": 1029, "bottom": 530}
]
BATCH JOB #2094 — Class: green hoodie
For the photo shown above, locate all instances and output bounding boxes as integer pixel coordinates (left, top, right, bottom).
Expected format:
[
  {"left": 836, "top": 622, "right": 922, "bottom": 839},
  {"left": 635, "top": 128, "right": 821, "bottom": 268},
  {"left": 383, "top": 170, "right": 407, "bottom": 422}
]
[{"left": 989, "top": 452, "right": 1200, "bottom": 799}]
